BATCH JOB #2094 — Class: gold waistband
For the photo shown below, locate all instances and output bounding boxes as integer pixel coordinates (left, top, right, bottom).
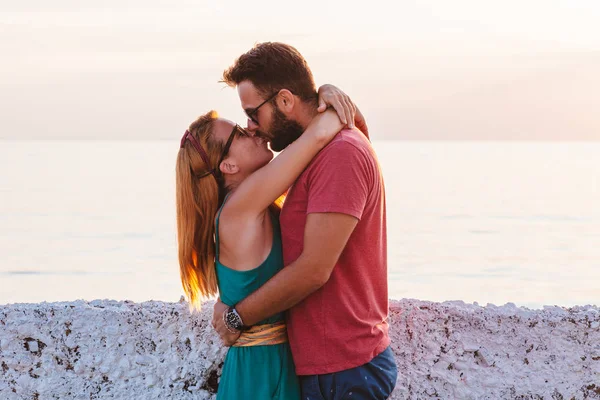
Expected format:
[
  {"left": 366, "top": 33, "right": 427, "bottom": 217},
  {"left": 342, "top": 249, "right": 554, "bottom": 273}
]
[{"left": 232, "top": 320, "right": 288, "bottom": 347}]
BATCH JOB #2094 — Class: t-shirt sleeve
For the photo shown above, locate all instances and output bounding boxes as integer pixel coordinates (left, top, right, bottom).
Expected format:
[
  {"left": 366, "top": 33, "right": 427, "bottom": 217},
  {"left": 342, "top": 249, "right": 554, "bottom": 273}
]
[{"left": 306, "top": 140, "right": 371, "bottom": 220}]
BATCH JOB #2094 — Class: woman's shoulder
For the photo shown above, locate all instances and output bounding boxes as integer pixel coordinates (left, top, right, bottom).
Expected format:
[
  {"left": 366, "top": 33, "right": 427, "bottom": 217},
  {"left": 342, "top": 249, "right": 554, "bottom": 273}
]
[
  {"left": 218, "top": 197, "right": 270, "bottom": 226},
  {"left": 217, "top": 201, "right": 271, "bottom": 251}
]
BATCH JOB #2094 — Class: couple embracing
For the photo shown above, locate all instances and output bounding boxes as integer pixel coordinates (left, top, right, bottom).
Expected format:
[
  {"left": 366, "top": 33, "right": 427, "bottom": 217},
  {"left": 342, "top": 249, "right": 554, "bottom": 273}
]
[{"left": 175, "top": 42, "right": 397, "bottom": 399}]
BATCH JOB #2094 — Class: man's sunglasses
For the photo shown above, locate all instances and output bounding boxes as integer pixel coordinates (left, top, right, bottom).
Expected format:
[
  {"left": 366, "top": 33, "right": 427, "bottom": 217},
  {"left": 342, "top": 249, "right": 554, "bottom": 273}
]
[{"left": 245, "top": 91, "right": 279, "bottom": 125}]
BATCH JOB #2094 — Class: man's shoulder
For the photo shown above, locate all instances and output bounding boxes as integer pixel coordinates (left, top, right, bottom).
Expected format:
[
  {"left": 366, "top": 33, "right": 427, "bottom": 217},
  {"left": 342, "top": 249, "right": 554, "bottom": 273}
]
[
  {"left": 321, "top": 128, "right": 373, "bottom": 156},
  {"left": 300, "top": 128, "right": 377, "bottom": 182}
]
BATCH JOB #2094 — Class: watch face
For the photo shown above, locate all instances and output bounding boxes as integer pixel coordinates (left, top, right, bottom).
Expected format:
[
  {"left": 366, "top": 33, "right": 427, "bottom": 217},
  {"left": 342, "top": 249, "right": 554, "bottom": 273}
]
[{"left": 226, "top": 309, "right": 241, "bottom": 330}]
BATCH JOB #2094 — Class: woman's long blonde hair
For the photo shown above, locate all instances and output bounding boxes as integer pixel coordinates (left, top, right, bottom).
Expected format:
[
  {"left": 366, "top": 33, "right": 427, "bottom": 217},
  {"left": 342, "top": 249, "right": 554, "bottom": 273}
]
[
  {"left": 176, "top": 110, "right": 225, "bottom": 311},
  {"left": 175, "top": 111, "right": 285, "bottom": 312}
]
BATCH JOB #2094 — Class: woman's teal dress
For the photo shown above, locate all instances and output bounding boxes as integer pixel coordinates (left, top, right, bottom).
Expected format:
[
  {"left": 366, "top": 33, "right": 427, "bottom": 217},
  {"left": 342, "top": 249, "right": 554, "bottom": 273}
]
[{"left": 215, "top": 202, "right": 300, "bottom": 400}]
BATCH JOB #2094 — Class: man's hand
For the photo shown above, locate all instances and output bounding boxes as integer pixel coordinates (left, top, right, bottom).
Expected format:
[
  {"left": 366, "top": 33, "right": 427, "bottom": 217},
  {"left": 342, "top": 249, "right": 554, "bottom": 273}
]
[{"left": 211, "top": 299, "right": 241, "bottom": 347}]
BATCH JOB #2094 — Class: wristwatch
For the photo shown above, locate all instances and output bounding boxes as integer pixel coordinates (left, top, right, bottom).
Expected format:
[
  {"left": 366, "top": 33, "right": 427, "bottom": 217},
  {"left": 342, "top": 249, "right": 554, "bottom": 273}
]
[{"left": 223, "top": 306, "right": 247, "bottom": 333}]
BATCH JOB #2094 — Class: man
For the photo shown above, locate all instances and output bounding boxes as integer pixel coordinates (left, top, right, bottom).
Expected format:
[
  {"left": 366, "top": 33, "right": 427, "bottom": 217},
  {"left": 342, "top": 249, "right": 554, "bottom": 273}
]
[{"left": 212, "top": 42, "right": 397, "bottom": 399}]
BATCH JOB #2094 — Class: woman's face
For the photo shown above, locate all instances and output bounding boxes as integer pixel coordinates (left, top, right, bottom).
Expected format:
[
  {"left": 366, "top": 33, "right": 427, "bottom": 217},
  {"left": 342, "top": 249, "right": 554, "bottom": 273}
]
[{"left": 213, "top": 118, "right": 273, "bottom": 177}]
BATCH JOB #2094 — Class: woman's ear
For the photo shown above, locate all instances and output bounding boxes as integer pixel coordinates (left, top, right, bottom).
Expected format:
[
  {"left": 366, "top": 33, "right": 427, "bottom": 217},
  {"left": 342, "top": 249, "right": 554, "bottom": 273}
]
[
  {"left": 219, "top": 160, "right": 239, "bottom": 176},
  {"left": 277, "top": 89, "right": 295, "bottom": 113}
]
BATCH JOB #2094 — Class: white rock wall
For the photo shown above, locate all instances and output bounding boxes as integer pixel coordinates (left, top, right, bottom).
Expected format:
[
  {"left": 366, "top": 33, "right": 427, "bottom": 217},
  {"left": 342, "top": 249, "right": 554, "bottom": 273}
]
[{"left": 1, "top": 298, "right": 599, "bottom": 399}]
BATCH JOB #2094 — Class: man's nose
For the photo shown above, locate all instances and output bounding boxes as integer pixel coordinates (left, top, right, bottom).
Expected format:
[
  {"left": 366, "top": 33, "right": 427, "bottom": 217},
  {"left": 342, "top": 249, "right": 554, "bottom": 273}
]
[{"left": 246, "top": 118, "right": 259, "bottom": 134}]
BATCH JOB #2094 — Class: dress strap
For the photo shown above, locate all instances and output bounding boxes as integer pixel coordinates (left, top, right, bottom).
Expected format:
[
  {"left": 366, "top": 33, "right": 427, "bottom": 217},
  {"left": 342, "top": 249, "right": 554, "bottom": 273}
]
[{"left": 215, "top": 192, "right": 232, "bottom": 259}]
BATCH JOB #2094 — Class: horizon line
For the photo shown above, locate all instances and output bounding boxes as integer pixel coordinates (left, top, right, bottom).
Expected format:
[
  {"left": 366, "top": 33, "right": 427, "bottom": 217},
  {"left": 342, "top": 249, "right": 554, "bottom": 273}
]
[{"left": 2, "top": 138, "right": 599, "bottom": 143}]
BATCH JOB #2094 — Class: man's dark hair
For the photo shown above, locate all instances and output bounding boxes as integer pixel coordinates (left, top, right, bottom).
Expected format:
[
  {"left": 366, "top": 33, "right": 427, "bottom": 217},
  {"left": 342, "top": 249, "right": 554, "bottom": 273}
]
[{"left": 222, "top": 42, "right": 318, "bottom": 104}]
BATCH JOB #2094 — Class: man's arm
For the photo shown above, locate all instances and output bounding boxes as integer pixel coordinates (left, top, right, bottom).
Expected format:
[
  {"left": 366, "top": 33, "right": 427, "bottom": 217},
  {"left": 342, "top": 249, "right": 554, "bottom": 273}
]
[
  {"left": 239, "top": 212, "right": 358, "bottom": 323},
  {"left": 212, "top": 212, "right": 358, "bottom": 345}
]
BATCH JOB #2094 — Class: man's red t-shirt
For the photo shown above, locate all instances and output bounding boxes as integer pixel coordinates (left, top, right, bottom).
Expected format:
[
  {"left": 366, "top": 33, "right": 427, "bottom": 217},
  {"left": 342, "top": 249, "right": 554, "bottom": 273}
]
[{"left": 280, "top": 128, "right": 390, "bottom": 375}]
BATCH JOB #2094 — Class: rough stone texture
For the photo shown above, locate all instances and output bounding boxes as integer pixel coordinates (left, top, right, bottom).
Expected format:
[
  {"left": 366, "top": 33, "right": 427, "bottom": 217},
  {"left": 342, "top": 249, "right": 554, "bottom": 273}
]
[
  {"left": 0, "top": 298, "right": 598, "bottom": 399},
  {"left": 388, "top": 300, "right": 599, "bottom": 399}
]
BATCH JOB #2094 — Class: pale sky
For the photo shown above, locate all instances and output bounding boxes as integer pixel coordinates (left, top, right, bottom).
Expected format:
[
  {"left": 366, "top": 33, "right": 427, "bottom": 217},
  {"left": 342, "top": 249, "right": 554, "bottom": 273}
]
[{"left": 1, "top": 0, "right": 599, "bottom": 140}]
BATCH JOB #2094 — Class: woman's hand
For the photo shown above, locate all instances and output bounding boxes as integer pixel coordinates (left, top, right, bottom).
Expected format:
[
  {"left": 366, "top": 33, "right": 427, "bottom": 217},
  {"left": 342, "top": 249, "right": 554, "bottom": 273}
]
[
  {"left": 307, "top": 109, "right": 344, "bottom": 143},
  {"left": 317, "top": 84, "right": 369, "bottom": 138},
  {"left": 317, "top": 84, "right": 356, "bottom": 128},
  {"left": 354, "top": 107, "right": 370, "bottom": 139}
]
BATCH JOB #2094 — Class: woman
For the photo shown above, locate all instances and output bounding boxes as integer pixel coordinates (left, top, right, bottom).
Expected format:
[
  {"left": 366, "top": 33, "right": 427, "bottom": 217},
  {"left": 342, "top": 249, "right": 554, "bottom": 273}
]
[{"left": 175, "top": 88, "right": 362, "bottom": 399}]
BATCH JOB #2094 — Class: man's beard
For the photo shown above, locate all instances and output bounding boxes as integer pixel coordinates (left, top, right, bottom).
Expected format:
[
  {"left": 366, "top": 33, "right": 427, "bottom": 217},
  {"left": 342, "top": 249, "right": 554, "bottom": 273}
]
[{"left": 268, "top": 106, "right": 304, "bottom": 152}]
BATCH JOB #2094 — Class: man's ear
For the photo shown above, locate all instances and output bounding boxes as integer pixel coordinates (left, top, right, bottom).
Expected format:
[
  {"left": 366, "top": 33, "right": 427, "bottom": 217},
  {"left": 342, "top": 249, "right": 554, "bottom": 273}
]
[
  {"left": 276, "top": 89, "right": 295, "bottom": 114},
  {"left": 219, "top": 159, "right": 239, "bottom": 176}
]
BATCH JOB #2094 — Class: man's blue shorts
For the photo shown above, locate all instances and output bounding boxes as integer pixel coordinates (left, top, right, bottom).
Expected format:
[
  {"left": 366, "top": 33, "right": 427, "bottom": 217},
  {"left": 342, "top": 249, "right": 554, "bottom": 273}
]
[{"left": 299, "top": 345, "right": 398, "bottom": 399}]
